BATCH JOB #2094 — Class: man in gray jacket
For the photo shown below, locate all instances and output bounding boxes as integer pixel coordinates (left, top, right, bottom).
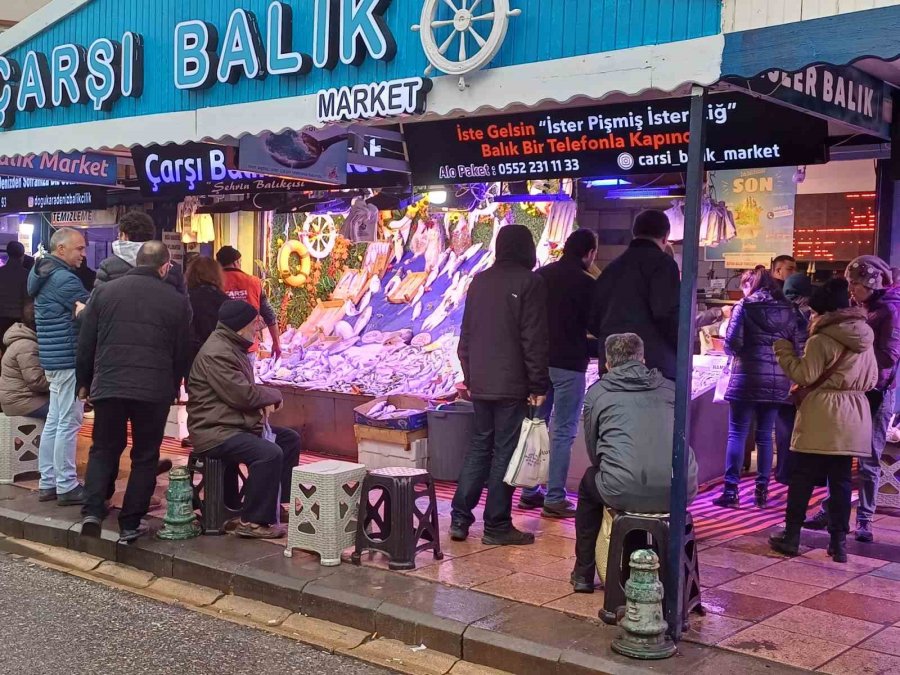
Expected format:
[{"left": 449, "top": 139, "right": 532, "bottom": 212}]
[{"left": 572, "top": 333, "right": 698, "bottom": 593}]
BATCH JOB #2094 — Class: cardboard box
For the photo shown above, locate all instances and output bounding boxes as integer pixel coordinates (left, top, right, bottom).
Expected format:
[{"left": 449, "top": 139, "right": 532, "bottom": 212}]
[
  {"left": 354, "top": 424, "right": 428, "bottom": 449},
  {"left": 353, "top": 395, "right": 429, "bottom": 431}
]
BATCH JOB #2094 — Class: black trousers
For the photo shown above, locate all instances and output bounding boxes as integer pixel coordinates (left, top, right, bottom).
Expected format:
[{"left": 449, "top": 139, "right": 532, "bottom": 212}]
[
  {"left": 208, "top": 426, "right": 301, "bottom": 526},
  {"left": 83, "top": 399, "right": 170, "bottom": 531},
  {"left": 451, "top": 399, "right": 526, "bottom": 536},
  {"left": 785, "top": 453, "right": 853, "bottom": 537},
  {"left": 574, "top": 467, "right": 605, "bottom": 583}
]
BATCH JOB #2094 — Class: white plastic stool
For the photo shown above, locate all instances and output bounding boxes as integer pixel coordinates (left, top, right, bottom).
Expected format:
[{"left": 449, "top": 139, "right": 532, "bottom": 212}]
[
  {"left": 0, "top": 416, "right": 43, "bottom": 484},
  {"left": 285, "top": 460, "right": 367, "bottom": 566}
]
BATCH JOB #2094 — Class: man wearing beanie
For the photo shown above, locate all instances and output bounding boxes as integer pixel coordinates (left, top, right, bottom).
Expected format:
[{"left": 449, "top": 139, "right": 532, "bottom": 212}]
[
  {"left": 805, "top": 256, "right": 900, "bottom": 542},
  {"left": 186, "top": 300, "right": 301, "bottom": 539},
  {"left": 589, "top": 210, "right": 680, "bottom": 380},
  {"left": 77, "top": 242, "right": 192, "bottom": 543},
  {"left": 216, "top": 246, "right": 282, "bottom": 362},
  {"left": 452, "top": 225, "right": 550, "bottom": 547}
]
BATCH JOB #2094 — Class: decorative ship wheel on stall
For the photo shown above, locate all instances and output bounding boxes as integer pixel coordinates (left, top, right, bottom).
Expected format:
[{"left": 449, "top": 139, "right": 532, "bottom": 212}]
[
  {"left": 413, "top": 0, "right": 522, "bottom": 90},
  {"left": 294, "top": 213, "right": 338, "bottom": 260}
]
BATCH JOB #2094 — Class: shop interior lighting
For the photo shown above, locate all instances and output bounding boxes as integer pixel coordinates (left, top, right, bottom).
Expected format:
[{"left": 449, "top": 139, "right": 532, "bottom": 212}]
[
  {"left": 18, "top": 221, "right": 34, "bottom": 236},
  {"left": 493, "top": 193, "right": 574, "bottom": 204},
  {"left": 607, "top": 187, "right": 684, "bottom": 200},
  {"left": 585, "top": 178, "right": 631, "bottom": 188},
  {"left": 428, "top": 190, "right": 448, "bottom": 205}
]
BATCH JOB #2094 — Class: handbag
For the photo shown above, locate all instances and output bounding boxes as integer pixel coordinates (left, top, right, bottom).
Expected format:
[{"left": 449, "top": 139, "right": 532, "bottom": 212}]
[
  {"left": 713, "top": 358, "right": 732, "bottom": 404},
  {"left": 789, "top": 349, "right": 850, "bottom": 408},
  {"left": 503, "top": 409, "right": 550, "bottom": 488}
]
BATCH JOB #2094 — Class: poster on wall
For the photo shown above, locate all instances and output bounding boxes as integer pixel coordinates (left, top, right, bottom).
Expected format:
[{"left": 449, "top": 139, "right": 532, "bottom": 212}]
[
  {"left": 704, "top": 167, "right": 797, "bottom": 268},
  {"left": 238, "top": 130, "right": 348, "bottom": 186},
  {"left": 405, "top": 92, "right": 828, "bottom": 185},
  {"left": 162, "top": 231, "right": 185, "bottom": 267}
]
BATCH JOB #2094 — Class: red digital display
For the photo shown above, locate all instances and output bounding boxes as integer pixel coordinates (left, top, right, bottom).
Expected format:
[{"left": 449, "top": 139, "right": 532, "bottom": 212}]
[{"left": 794, "top": 192, "right": 876, "bottom": 262}]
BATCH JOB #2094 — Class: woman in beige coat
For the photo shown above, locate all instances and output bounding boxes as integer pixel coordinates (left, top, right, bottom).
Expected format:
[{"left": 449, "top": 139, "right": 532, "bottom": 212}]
[
  {"left": 0, "top": 302, "right": 50, "bottom": 418},
  {"left": 769, "top": 279, "right": 877, "bottom": 563}
]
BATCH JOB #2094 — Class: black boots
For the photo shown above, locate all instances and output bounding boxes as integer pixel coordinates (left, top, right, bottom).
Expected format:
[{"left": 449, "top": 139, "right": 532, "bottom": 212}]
[
  {"left": 828, "top": 533, "right": 848, "bottom": 563},
  {"left": 754, "top": 485, "right": 769, "bottom": 509},
  {"left": 769, "top": 529, "right": 801, "bottom": 556},
  {"left": 713, "top": 484, "right": 740, "bottom": 509}
]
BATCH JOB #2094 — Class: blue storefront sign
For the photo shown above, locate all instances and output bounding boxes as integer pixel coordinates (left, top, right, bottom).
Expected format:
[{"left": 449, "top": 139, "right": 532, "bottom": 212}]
[
  {"left": 0, "top": 150, "right": 117, "bottom": 185},
  {"left": 0, "top": 0, "right": 722, "bottom": 134}
]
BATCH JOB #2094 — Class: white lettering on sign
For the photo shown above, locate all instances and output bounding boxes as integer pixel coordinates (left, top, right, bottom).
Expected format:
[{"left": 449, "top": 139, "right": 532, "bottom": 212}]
[
  {"left": 317, "top": 76, "right": 431, "bottom": 123},
  {"left": 766, "top": 66, "right": 877, "bottom": 119},
  {"left": 51, "top": 210, "right": 95, "bottom": 225}
]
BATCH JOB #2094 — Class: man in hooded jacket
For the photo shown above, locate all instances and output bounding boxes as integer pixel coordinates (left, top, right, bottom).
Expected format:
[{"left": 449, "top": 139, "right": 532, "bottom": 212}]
[
  {"left": 451, "top": 225, "right": 550, "bottom": 547},
  {"left": 573, "top": 333, "right": 698, "bottom": 592}
]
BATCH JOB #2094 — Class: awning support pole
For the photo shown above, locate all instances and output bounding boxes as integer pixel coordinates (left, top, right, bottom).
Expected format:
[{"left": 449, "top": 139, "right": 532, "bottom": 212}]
[{"left": 666, "top": 84, "right": 707, "bottom": 642}]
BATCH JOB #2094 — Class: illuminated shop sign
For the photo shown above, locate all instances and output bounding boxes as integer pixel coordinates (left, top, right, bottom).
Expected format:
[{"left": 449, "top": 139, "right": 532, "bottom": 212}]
[{"left": 0, "top": 151, "right": 117, "bottom": 185}]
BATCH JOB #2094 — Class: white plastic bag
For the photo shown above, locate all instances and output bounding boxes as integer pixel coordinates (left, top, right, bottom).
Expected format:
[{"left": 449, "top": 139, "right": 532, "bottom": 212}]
[
  {"left": 713, "top": 359, "right": 732, "bottom": 404},
  {"left": 503, "top": 416, "right": 550, "bottom": 488}
]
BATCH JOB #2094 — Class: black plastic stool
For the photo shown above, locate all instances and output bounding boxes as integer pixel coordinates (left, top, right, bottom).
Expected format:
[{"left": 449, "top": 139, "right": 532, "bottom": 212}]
[
  {"left": 187, "top": 454, "right": 247, "bottom": 535},
  {"left": 351, "top": 467, "right": 443, "bottom": 570},
  {"left": 600, "top": 511, "right": 703, "bottom": 629}
]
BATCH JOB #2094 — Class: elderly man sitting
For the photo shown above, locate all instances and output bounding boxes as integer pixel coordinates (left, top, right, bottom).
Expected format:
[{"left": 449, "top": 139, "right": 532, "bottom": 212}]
[
  {"left": 187, "top": 300, "right": 301, "bottom": 539},
  {"left": 572, "top": 333, "right": 698, "bottom": 593}
]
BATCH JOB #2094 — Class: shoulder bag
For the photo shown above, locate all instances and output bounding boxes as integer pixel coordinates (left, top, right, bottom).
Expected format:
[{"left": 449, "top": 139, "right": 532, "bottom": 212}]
[{"left": 789, "top": 349, "right": 850, "bottom": 408}]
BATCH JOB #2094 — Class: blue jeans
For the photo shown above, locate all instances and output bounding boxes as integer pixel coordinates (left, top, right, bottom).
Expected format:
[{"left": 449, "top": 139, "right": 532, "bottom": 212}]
[
  {"left": 522, "top": 367, "right": 586, "bottom": 505},
  {"left": 725, "top": 401, "right": 779, "bottom": 488},
  {"left": 38, "top": 369, "right": 83, "bottom": 493}
]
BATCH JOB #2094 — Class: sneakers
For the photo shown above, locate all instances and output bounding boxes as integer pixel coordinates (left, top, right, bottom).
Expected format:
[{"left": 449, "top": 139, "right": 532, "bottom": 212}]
[
  {"left": 518, "top": 491, "right": 545, "bottom": 510},
  {"left": 856, "top": 521, "right": 874, "bottom": 543},
  {"left": 482, "top": 527, "right": 535, "bottom": 546},
  {"left": 80, "top": 516, "right": 102, "bottom": 538},
  {"left": 57, "top": 485, "right": 86, "bottom": 506},
  {"left": 542, "top": 500, "right": 577, "bottom": 519},
  {"left": 769, "top": 530, "right": 801, "bottom": 556},
  {"left": 156, "top": 459, "right": 174, "bottom": 476},
  {"left": 570, "top": 572, "right": 595, "bottom": 594},
  {"left": 118, "top": 522, "right": 149, "bottom": 544},
  {"left": 712, "top": 486, "right": 739, "bottom": 509},
  {"left": 754, "top": 485, "right": 768, "bottom": 509},
  {"left": 233, "top": 522, "right": 287, "bottom": 539},
  {"left": 38, "top": 488, "right": 57, "bottom": 502},
  {"left": 803, "top": 509, "right": 829, "bottom": 531},
  {"left": 449, "top": 523, "right": 469, "bottom": 542}
]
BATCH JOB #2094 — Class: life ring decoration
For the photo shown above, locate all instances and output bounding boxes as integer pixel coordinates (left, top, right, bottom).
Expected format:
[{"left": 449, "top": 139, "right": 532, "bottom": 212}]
[
  {"left": 277, "top": 240, "right": 313, "bottom": 288},
  {"left": 297, "top": 213, "right": 338, "bottom": 260},
  {"left": 413, "top": 0, "right": 521, "bottom": 90}
]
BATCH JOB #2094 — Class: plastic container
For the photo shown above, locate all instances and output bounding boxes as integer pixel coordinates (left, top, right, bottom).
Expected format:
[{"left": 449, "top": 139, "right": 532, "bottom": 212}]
[{"left": 427, "top": 401, "right": 475, "bottom": 481}]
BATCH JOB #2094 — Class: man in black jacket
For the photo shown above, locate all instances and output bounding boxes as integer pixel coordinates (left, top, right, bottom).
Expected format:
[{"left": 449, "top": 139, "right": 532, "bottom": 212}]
[
  {"left": 0, "top": 241, "right": 29, "bottom": 347},
  {"left": 519, "top": 229, "right": 597, "bottom": 519},
  {"left": 451, "top": 225, "right": 550, "bottom": 546},
  {"left": 589, "top": 210, "right": 680, "bottom": 380},
  {"left": 77, "top": 242, "right": 191, "bottom": 543}
]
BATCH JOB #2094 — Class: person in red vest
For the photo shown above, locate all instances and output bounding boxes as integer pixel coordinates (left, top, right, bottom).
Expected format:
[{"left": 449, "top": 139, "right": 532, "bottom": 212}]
[{"left": 215, "top": 246, "right": 282, "bottom": 363}]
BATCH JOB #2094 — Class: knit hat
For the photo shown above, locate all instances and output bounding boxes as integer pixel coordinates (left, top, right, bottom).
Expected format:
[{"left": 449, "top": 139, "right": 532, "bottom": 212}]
[
  {"left": 846, "top": 255, "right": 892, "bottom": 291},
  {"left": 219, "top": 300, "right": 258, "bottom": 332},
  {"left": 783, "top": 273, "right": 812, "bottom": 302},
  {"left": 809, "top": 279, "right": 850, "bottom": 315},
  {"left": 215, "top": 245, "right": 242, "bottom": 267},
  {"left": 495, "top": 224, "right": 537, "bottom": 270}
]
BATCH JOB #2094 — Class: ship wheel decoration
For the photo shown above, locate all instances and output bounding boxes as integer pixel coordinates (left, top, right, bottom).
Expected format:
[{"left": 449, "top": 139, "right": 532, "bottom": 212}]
[
  {"left": 413, "top": 0, "right": 521, "bottom": 91},
  {"left": 296, "top": 213, "right": 337, "bottom": 260}
]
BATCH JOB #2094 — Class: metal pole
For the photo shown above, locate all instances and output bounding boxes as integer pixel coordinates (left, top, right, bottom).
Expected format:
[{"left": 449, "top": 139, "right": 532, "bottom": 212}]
[{"left": 666, "top": 85, "right": 707, "bottom": 641}]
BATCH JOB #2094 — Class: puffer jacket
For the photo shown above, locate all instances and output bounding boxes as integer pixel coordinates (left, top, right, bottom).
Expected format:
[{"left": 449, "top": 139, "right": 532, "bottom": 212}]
[
  {"left": 95, "top": 240, "right": 187, "bottom": 295},
  {"left": 725, "top": 289, "right": 799, "bottom": 403},
  {"left": 863, "top": 286, "right": 900, "bottom": 390},
  {"left": 27, "top": 255, "right": 90, "bottom": 371},
  {"left": 583, "top": 361, "right": 698, "bottom": 513},
  {"left": 187, "top": 323, "right": 283, "bottom": 454},
  {"left": 0, "top": 323, "right": 49, "bottom": 416},
  {"left": 775, "top": 308, "right": 878, "bottom": 457}
]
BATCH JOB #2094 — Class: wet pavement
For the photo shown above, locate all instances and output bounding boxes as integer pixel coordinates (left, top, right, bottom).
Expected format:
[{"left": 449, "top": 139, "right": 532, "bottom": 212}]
[{"left": 0, "top": 552, "right": 389, "bottom": 675}]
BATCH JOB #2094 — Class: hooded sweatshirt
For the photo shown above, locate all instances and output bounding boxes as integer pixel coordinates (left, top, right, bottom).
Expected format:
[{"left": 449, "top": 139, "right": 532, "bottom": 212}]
[
  {"left": 95, "top": 240, "right": 187, "bottom": 295},
  {"left": 775, "top": 307, "right": 878, "bottom": 457},
  {"left": 27, "top": 255, "right": 90, "bottom": 371},
  {"left": 0, "top": 323, "right": 49, "bottom": 416},
  {"left": 582, "top": 360, "right": 698, "bottom": 513},
  {"left": 458, "top": 225, "right": 550, "bottom": 400}
]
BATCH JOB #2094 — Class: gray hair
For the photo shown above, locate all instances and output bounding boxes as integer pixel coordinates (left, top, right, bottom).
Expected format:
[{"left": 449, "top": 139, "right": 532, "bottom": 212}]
[
  {"left": 49, "top": 227, "right": 82, "bottom": 251},
  {"left": 605, "top": 333, "right": 644, "bottom": 368}
]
